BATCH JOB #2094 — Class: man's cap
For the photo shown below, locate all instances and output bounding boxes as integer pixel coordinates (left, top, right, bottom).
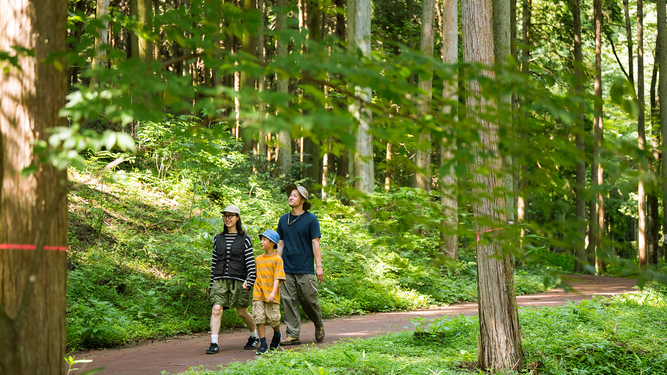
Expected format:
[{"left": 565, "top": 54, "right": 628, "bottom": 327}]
[
  {"left": 285, "top": 184, "right": 311, "bottom": 211},
  {"left": 259, "top": 229, "right": 280, "bottom": 249},
  {"left": 221, "top": 205, "right": 241, "bottom": 215}
]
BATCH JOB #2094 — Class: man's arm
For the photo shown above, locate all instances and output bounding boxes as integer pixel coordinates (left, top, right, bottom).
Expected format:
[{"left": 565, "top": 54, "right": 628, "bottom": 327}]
[
  {"left": 312, "top": 237, "right": 323, "bottom": 283},
  {"left": 277, "top": 240, "right": 285, "bottom": 257}
]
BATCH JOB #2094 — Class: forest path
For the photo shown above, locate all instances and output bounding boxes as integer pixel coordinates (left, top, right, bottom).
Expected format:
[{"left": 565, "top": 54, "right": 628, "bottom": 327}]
[{"left": 71, "top": 275, "right": 637, "bottom": 375}]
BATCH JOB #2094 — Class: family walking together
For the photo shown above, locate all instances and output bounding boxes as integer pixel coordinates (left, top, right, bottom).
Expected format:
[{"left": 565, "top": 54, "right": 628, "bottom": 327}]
[{"left": 205, "top": 184, "right": 325, "bottom": 354}]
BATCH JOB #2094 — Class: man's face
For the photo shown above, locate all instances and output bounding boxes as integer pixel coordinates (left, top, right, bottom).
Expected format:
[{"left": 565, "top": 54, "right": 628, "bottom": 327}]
[{"left": 288, "top": 189, "right": 303, "bottom": 208}]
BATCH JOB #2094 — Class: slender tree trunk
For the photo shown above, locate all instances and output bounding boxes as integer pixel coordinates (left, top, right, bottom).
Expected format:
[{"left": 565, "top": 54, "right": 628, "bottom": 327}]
[
  {"left": 346, "top": 0, "right": 357, "bottom": 183},
  {"left": 517, "top": 0, "right": 531, "bottom": 248},
  {"left": 441, "top": 0, "right": 459, "bottom": 261},
  {"left": 0, "top": 0, "right": 68, "bottom": 373},
  {"left": 257, "top": 0, "right": 268, "bottom": 172},
  {"left": 350, "top": 0, "right": 374, "bottom": 194},
  {"left": 638, "top": 0, "right": 647, "bottom": 267},
  {"left": 303, "top": 0, "right": 322, "bottom": 188},
  {"left": 415, "top": 0, "right": 435, "bottom": 191},
  {"left": 648, "top": 47, "right": 660, "bottom": 265},
  {"left": 572, "top": 0, "right": 587, "bottom": 272},
  {"left": 591, "top": 0, "right": 605, "bottom": 274},
  {"left": 385, "top": 142, "right": 393, "bottom": 192},
  {"left": 90, "top": 0, "right": 110, "bottom": 88},
  {"left": 623, "top": 0, "right": 634, "bottom": 86},
  {"left": 276, "top": 0, "right": 292, "bottom": 176},
  {"left": 658, "top": 0, "right": 667, "bottom": 266},
  {"left": 461, "top": 0, "right": 524, "bottom": 369},
  {"left": 131, "top": 0, "right": 153, "bottom": 62},
  {"left": 493, "top": 0, "right": 513, "bottom": 223}
]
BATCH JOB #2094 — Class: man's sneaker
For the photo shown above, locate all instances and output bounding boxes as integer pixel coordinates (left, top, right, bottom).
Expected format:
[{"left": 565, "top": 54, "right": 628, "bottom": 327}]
[
  {"left": 256, "top": 344, "right": 269, "bottom": 355},
  {"left": 244, "top": 336, "right": 260, "bottom": 350},
  {"left": 205, "top": 343, "right": 219, "bottom": 354},
  {"left": 315, "top": 325, "right": 325, "bottom": 343},
  {"left": 270, "top": 331, "right": 282, "bottom": 350},
  {"left": 280, "top": 336, "right": 301, "bottom": 346}
]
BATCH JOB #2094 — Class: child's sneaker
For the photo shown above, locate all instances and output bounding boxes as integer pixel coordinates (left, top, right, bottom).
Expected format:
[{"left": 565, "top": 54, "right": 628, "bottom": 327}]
[
  {"left": 205, "top": 343, "right": 219, "bottom": 354},
  {"left": 270, "top": 331, "right": 281, "bottom": 350},
  {"left": 256, "top": 344, "right": 269, "bottom": 355},
  {"left": 244, "top": 336, "right": 260, "bottom": 350}
]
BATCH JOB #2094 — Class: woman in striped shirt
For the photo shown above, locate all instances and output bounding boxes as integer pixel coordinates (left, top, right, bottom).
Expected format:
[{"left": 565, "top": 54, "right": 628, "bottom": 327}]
[{"left": 206, "top": 205, "right": 259, "bottom": 354}]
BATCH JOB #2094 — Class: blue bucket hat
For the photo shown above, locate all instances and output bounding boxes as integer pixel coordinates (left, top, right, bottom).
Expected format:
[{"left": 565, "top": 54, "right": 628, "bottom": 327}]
[{"left": 259, "top": 229, "right": 280, "bottom": 249}]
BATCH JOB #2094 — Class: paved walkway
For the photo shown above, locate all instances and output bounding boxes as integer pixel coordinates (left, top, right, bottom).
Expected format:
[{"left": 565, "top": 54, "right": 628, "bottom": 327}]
[{"left": 71, "top": 275, "right": 637, "bottom": 375}]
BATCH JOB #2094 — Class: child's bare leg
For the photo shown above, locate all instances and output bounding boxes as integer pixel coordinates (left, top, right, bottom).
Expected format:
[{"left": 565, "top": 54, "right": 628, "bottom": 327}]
[
  {"left": 257, "top": 323, "right": 266, "bottom": 339},
  {"left": 272, "top": 323, "right": 281, "bottom": 333}
]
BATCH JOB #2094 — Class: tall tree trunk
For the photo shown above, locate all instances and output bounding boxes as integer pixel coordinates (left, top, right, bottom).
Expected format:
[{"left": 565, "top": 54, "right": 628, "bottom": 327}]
[
  {"left": 493, "top": 0, "right": 513, "bottom": 223},
  {"left": 131, "top": 0, "right": 153, "bottom": 62},
  {"left": 0, "top": 0, "right": 68, "bottom": 373},
  {"left": 623, "top": 0, "right": 634, "bottom": 86},
  {"left": 441, "top": 0, "right": 459, "bottom": 261},
  {"left": 658, "top": 0, "right": 667, "bottom": 266},
  {"left": 90, "top": 0, "right": 110, "bottom": 88},
  {"left": 517, "top": 0, "right": 531, "bottom": 248},
  {"left": 275, "top": 0, "right": 292, "bottom": 176},
  {"left": 385, "top": 142, "right": 393, "bottom": 192},
  {"left": 637, "top": 0, "right": 647, "bottom": 267},
  {"left": 350, "top": 0, "right": 374, "bottom": 194},
  {"left": 590, "top": 0, "right": 605, "bottom": 274},
  {"left": 572, "top": 0, "right": 587, "bottom": 272},
  {"left": 303, "top": 0, "right": 322, "bottom": 189},
  {"left": 241, "top": 0, "right": 257, "bottom": 153},
  {"left": 415, "top": 0, "right": 435, "bottom": 192},
  {"left": 648, "top": 47, "right": 660, "bottom": 265},
  {"left": 257, "top": 0, "right": 268, "bottom": 172},
  {"left": 461, "top": 0, "right": 524, "bottom": 369}
]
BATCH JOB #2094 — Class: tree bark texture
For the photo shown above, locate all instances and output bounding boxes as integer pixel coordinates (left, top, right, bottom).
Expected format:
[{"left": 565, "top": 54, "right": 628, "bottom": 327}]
[
  {"left": 351, "top": 0, "right": 374, "bottom": 194},
  {"left": 415, "top": 0, "right": 435, "bottom": 192},
  {"left": 461, "top": 0, "right": 524, "bottom": 369},
  {"left": 637, "top": 0, "right": 647, "bottom": 267},
  {"left": 275, "top": 0, "right": 292, "bottom": 176},
  {"left": 0, "top": 0, "right": 69, "bottom": 373},
  {"left": 572, "top": 0, "right": 587, "bottom": 272},
  {"left": 441, "top": 0, "right": 459, "bottom": 261}
]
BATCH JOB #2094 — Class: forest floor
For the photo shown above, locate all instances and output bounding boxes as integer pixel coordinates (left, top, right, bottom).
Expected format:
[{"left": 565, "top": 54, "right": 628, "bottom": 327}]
[{"left": 70, "top": 275, "right": 637, "bottom": 375}]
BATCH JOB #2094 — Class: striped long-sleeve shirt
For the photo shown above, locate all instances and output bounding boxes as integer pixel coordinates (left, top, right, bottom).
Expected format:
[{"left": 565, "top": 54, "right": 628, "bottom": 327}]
[{"left": 209, "top": 233, "right": 256, "bottom": 289}]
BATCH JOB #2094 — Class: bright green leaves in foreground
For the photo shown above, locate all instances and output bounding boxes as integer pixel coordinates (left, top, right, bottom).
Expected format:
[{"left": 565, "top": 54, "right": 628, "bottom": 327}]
[{"left": 178, "top": 287, "right": 667, "bottom": 375}]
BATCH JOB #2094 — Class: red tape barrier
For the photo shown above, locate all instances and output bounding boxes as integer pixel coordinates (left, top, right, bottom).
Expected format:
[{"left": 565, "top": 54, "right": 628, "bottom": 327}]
[
  {"left": 0, "top": 244, "right": 67, "bottom": 252},
  {"left": 476, "top": 228, "right": 504, "bottom": 243}
]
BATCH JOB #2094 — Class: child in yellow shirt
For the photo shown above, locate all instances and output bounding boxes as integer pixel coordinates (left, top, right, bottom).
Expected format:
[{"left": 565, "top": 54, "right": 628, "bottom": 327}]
[{"left": 252, "top": 230, "right": 286, "bottom": 354}]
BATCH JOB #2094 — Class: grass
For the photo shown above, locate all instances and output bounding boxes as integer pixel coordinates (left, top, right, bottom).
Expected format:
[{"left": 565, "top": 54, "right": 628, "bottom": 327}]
[{"left": 176, "top": 287, "right": 667, "bottom": 375}]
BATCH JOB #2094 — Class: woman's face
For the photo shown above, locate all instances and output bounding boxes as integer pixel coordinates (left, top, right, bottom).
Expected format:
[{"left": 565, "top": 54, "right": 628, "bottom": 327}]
[{"left": 224, "top": 213, "right": 239, "bottom": 228}]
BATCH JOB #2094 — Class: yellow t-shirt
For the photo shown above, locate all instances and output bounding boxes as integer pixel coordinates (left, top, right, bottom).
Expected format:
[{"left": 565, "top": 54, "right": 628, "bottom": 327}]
[{"left": 252, "top": 253, "right": 286, "bottom": 303}]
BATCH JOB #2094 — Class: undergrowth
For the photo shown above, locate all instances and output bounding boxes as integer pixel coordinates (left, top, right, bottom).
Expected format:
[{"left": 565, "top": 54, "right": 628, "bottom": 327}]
[
  {"left": 176, "top": 287, "right": 667, "bottom": 375},
  {"left": 67, "top": 138, "right": 567, "bottom": 350}
]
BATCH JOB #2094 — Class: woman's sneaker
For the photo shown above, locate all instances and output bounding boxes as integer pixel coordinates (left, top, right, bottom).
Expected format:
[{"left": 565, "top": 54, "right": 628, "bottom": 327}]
[
  {"left": 270, "top": 331, "right": 282, "bottom": 350},
  {"left": 244, "top": 336, "right": 260, "bottom": 350},
  {"left": 205, "top": 343, "right": 219, "bottom": 354}
]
